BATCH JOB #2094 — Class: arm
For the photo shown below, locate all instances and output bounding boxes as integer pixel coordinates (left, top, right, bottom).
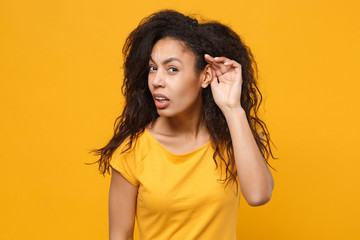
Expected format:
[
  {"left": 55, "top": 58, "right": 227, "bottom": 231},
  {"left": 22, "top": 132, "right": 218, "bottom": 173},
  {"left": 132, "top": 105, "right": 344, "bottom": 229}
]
[
  {"left": 204, "top": 54, "right": 274, "bottom": 206},
  {"left": 109, "top": 167, "right": 138, "bottom": 240},
  {"left": 222, "top": 107, "right": 274, "bottom": 206}
]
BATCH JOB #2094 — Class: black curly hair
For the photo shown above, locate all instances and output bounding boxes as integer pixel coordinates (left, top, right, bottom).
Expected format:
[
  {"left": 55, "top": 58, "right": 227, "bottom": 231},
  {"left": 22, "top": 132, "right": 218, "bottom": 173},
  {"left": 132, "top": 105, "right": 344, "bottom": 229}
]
[{"left": 89, "top": 9, "right": 277, "bottom": 193}]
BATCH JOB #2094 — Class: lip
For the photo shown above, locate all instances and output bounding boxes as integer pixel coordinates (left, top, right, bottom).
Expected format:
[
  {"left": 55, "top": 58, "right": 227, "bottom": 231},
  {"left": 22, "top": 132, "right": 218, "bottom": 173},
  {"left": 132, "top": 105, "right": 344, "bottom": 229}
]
[
  {"left": 152, "top": 92, "right": 170, "bottom": 109},
  {"left": 152, "top": 93, "right": 169, "bottom": 100}
]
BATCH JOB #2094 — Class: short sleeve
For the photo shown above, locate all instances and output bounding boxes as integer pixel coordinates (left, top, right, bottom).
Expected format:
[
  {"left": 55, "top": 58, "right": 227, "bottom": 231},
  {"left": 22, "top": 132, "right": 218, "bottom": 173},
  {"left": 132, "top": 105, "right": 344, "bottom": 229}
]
[{"left": 110, "top": 143, "right": 140, "bottom": 187}]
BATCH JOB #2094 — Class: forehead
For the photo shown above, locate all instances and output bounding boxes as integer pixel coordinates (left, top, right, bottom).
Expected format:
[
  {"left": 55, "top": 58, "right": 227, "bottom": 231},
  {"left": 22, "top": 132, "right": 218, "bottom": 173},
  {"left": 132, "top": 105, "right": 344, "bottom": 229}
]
[{"left": 150, "top": 37, "right": 195, "bottom": 62}]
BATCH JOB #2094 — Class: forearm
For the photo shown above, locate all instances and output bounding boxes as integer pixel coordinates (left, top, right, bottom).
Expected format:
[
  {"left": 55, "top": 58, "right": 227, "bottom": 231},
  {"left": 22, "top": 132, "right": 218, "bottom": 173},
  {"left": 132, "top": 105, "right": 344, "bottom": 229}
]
[
  {"left": 222, "top": 106, "right": 274, "bottom": 206},
  {"left": 109, "top": 233, "right": 133, "bottom": 240}
]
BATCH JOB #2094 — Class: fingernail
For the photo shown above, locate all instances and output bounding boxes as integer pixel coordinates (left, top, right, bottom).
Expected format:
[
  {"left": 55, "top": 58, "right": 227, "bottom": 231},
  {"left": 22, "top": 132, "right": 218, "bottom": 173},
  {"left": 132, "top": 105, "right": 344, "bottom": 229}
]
[
  {"left": 224, "top": 61, "right": 231, "bottom": 65},
  {"left": 214, "top": 57, "right": 219, "bottom": 60}
]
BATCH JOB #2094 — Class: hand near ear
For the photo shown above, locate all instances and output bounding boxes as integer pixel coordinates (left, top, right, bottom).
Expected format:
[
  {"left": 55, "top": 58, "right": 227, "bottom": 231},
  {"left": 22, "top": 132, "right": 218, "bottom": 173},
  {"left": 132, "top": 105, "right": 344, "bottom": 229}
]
[{"left": 204, "top": 54, "right": 243, "bottom": 112}]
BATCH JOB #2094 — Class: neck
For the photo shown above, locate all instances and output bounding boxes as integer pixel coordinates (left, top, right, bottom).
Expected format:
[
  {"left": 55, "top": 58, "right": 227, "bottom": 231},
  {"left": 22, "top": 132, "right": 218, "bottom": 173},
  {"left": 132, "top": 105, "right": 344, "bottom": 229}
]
[
  {"left": 167, "top": 109, "right": 205, "bottom": 137},
  {"left": 151, "top": 98, "right": 207, "bottom": 140}
]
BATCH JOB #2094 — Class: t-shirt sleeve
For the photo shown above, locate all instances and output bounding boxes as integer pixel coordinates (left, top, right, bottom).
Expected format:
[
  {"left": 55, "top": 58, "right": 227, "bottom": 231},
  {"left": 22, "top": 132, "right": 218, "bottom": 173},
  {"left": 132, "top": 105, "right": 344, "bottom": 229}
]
[{"left": 109, "top": 142, "right": 140, "bottom": 187}]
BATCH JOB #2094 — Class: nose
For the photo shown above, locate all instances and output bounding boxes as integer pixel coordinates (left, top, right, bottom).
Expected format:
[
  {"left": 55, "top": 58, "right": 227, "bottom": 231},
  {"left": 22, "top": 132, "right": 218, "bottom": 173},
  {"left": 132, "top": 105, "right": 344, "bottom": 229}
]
[{"left": 151, "top": 71, "right": 165, "bottom": 88}]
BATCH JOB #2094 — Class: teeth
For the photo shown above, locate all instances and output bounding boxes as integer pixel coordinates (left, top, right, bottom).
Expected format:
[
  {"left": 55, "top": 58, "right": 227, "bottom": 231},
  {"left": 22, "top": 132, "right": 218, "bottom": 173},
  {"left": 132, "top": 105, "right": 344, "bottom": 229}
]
[{"left": 155, "top": 97, "right": 168, "bottom": 102}]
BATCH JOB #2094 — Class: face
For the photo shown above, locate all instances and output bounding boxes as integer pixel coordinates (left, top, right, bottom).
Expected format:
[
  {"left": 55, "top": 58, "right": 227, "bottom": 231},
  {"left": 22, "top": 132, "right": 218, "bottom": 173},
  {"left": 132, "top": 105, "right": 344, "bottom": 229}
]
[{"left": 148, "top": 37, "right": 206, "bottom": 118}]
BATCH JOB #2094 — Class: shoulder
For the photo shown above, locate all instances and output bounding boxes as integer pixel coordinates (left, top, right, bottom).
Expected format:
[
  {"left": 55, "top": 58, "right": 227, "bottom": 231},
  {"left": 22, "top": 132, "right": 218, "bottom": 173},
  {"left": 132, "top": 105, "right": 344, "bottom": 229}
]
[
  {"left": 115, "top": 130, "right": 152, "bottom": 161},
  {"left": 110, "top": 130, "right": 151, "bottom": 174}
]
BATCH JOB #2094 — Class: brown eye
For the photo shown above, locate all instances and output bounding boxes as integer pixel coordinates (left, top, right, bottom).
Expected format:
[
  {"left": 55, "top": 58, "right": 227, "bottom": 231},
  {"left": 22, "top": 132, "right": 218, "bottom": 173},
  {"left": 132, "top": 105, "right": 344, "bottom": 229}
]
[{"left": 169, "top": 67, "right": 178, "bottom": 72}]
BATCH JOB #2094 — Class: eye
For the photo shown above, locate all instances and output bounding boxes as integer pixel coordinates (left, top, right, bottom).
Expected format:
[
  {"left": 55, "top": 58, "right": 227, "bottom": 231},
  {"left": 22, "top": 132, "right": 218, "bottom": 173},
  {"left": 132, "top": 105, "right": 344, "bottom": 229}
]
[
  {"left": 149, "top": 66, "right": 157, "bottom": 71},
  {"left": 169, "top": 67, "right": 178, "bottom": 73}
]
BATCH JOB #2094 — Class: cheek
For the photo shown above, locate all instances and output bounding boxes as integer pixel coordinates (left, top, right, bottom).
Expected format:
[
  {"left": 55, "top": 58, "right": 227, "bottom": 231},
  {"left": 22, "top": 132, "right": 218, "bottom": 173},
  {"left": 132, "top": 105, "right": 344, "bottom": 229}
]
[
  {"left": 177, "top": 72, "right": 200, "bottom": 90},
  {"left": 175, "top": 82, "right": 201, "bottom": 103}
]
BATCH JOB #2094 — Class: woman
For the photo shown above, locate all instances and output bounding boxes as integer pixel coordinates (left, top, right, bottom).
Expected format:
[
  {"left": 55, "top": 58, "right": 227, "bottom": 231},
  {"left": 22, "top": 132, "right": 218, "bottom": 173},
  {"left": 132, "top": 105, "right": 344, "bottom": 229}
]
[{"left": 92, "top": 9, "right": 276, "bottom": 240}]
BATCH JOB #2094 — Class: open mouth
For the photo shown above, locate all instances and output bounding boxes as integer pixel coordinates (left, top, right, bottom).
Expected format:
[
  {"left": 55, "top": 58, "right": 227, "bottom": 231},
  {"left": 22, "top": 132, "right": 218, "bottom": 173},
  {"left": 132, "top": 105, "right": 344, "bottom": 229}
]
[
  {"left": 153, "top": 95, "right": 170, "bottom": 109},
  {"left": 154, "top": 97, "right": 169, "bottom": 102}
]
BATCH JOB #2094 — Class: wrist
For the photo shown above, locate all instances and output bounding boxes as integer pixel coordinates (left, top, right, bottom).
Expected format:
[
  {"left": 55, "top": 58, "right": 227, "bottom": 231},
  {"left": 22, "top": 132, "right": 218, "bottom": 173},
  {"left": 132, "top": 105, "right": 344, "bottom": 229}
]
[{"left": 221, "top": 105, "right": 246, "bottom": 118}]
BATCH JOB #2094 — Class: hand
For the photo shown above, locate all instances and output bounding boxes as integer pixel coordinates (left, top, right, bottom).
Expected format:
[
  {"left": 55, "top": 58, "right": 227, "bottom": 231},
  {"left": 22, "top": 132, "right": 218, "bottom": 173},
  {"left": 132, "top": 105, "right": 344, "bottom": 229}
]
[{"left": 204, "top": 54, "right": 243, "bottom": 111}]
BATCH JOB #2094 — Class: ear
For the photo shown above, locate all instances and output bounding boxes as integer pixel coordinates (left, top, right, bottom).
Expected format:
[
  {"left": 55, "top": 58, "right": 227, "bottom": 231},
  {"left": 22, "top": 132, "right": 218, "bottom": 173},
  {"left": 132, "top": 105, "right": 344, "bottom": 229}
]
[{"left": 201, "top": 64, "right": 213, "bottom": 88}]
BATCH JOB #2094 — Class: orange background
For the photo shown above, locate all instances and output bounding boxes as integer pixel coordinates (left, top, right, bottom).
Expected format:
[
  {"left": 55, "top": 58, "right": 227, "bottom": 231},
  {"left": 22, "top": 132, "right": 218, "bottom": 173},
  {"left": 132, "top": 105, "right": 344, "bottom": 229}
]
[{"left": 1, "top": 0, "right": 359, "bottom": 239}]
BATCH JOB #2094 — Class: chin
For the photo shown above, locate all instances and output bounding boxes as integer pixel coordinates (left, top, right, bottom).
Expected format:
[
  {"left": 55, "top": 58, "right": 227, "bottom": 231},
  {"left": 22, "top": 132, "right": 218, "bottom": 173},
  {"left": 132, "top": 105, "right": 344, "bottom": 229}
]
[{"left": 156, "top": 108, "right": 176, "bottom": 118}]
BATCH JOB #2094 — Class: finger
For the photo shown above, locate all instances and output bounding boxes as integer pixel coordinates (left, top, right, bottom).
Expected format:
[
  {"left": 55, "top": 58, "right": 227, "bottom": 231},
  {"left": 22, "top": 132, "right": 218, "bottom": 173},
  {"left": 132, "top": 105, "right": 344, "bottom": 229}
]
[
  {"left": 224, "top": 59, "right": 241, "bottom": 68},
  {"left": 206, "top": 60, "right": 229, "bottom": 75},
  {"left": 205, "top": 54, "right": 229, "bottom": 65},
  {"left": 224, "top": 61, "right": 234, "bottom": 66},
  {"left": 211, "top": 68, "right": 218, "bottom": 86},
  {"left": 211, "top": 64, "right": 223, "bottom": 77},
  {"left": 204, "top": 54, "right": 215, "bottom": 63},
  {"left": 206, "top": 54, "right": 240, "bottom": 68},
  {"left": 214, "top": 62, "right": 231, "bottom": 75},
  {"left": 205, "top": 55, "right": 223, "bottom": 76},
  {"left": 233, "top": 61, "right": 242, "bottom": 75},
  {"left": 213, "top": 56, "right": 231, "bottom": 63},
  {"left": 210, "top": 56, "right": 235, "bottom": 72},
  {"left": 224, "top": 60, "right": 242, "bottom": 76},
  {"left": 205, "top": 54, "right": 240, "bottom": 74}
]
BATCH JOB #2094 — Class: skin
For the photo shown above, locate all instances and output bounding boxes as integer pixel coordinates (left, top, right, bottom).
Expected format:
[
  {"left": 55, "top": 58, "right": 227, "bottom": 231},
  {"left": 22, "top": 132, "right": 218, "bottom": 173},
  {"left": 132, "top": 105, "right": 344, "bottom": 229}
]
[
  {"left": 109, "top": 36, "right": 274, "bottom": 240},
  {"left": 146, "top": 37, "right": 213, "bottom": 153},
  {"left": 147, "top": 37, "right": 274, "bottom": 205},
  {"left": 204, "top": 54, "right": 274, "bottom": 206},
  {"left": 109, "top": 169, "right": 137, "bottom": 240}
]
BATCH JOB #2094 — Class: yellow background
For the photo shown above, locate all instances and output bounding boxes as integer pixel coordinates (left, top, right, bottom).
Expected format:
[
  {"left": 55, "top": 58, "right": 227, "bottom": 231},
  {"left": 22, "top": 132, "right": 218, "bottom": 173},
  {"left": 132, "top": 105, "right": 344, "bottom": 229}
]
[{"left": 1, "top": 0, "right": 359, "bottom": 239}]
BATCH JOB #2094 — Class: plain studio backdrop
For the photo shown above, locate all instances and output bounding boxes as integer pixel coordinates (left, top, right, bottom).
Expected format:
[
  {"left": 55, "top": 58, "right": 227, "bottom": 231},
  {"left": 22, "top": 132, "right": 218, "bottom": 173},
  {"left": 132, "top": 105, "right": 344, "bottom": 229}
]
[{"left": 0, "top": 0, "right": 359, "bottom": 239}]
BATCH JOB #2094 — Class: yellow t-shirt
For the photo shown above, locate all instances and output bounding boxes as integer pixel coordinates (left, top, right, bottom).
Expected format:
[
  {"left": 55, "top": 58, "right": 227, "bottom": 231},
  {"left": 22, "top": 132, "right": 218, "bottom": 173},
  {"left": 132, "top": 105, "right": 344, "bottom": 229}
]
[{"left": 110, "top": 128, "right": 240, "bottom": 240}]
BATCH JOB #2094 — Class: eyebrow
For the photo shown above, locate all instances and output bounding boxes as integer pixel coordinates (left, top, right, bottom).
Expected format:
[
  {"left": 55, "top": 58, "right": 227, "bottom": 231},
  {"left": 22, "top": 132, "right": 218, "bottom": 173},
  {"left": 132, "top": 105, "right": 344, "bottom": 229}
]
[{"left": 149, "top": 56, "right": 183, "bottom": 65}]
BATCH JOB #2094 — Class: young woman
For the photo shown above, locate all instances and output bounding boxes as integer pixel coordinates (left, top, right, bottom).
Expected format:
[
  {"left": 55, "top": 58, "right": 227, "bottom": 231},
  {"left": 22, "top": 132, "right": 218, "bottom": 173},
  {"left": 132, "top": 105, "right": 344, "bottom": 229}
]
[{"left": 92, "top": 9, "right": 276, "bottom": 240}]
